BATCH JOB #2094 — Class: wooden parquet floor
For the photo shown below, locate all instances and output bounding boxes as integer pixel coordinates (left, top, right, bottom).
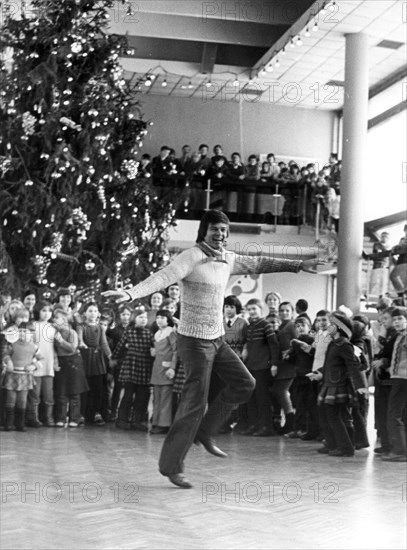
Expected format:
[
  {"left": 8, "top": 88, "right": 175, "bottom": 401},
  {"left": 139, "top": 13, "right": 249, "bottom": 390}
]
[{"left": 1, "top": 408, "right": 406, "bottom": 550}]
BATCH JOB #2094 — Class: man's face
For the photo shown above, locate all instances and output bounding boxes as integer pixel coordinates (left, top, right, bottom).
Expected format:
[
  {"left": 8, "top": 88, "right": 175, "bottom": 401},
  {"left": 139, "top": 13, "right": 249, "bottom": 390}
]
[
  {"left": 200, "top": 146, "right": 208, "bottom": 156},
  {"left": 204, "top": 222, "right": 228, "bottom": 250},
  {"left": 160, "top": 148, "right": 170, "bottom": 160},
  {"left": 183, "top": 146, "right": 191, "bottom": 155}
]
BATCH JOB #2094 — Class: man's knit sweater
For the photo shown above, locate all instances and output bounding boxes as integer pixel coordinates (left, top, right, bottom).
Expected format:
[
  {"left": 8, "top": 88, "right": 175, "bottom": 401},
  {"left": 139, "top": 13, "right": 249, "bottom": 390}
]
[{"left": 126, "top": 244, "right": 302, "bottom": 340}]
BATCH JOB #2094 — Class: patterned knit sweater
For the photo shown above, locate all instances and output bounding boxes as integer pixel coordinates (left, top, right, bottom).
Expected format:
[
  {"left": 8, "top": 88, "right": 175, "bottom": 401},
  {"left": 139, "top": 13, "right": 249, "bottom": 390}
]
[{"left": 126, "top": 244, "right": 302, "bottom": 340}]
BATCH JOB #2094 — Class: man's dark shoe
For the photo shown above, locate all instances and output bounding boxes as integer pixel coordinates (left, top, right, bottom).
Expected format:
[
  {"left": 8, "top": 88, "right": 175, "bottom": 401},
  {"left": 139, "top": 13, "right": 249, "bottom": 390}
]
[
  {"left": 167, "top": 474, "right": 193, "bottom": 489},
  {"left": 196, "top": 436, "right": 228, "bottom": 458}
]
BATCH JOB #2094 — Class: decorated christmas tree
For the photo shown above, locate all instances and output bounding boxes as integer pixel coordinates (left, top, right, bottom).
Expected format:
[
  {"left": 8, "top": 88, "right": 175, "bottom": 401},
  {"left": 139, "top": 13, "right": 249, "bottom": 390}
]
[{"left": 0, "top": 0, "right": 179, "bottom": 301}]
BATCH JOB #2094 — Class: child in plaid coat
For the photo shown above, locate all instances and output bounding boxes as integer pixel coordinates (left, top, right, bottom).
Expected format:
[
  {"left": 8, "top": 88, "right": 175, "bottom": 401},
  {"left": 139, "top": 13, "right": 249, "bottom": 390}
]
[{"left": 113, "top": 308, "right": 154, "bottom": 431}]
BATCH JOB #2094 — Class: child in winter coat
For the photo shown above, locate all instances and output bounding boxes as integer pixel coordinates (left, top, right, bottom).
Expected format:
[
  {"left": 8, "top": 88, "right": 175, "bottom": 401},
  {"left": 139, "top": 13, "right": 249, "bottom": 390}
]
[
  {"left": 308, "top": 312, "right": 367, "bottom": 457},
  {"left": 150, "top": 310, "right": 177, "bottom": 434}
]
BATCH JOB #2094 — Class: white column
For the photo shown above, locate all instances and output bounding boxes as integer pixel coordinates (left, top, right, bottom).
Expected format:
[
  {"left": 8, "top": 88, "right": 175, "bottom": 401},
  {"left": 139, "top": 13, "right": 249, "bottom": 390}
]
[{"left": 336, "top": 33, "right": 369, "bottom": 311}]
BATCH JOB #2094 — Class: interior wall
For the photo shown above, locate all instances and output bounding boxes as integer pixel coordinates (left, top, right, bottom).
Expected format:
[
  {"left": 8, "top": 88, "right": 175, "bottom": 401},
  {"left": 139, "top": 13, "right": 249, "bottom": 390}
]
[{"left": 141, "top": 94, "right": 335, "bottom": 165}]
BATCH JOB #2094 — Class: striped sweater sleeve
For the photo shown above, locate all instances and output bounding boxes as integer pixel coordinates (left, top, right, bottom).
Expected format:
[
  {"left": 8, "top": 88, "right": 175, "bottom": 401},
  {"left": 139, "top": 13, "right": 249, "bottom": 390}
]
[
  {"left": 231, "top": 253, "right": 302, "bottom": 276},
  {"left": 126, "top": 248, "right": 198, "bottom": 301}
]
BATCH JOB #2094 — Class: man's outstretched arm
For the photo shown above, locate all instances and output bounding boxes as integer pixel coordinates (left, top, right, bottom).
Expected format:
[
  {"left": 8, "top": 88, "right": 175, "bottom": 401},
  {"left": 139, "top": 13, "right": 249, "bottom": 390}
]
[
  {"left": 231, "top": 252, "right": 324, "bottom": 276},
  {"left": 102, "top": 248, "right": 197, "bottom": 303}
]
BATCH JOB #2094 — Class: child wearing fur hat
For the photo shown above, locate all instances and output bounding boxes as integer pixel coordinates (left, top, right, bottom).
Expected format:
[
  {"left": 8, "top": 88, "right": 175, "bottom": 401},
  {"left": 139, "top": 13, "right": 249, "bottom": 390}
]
[
  {"left": 350, "top": 320, "right": 370, "bottom": 450},
  {"left": 308, "top": 312, "right": 367, "bottom": 457},
  {"left": 113, "top": 308, "right": 154, "bottom": 431},
  {"left": 150, "top": 310, "right": 177, "bottom": 434}
]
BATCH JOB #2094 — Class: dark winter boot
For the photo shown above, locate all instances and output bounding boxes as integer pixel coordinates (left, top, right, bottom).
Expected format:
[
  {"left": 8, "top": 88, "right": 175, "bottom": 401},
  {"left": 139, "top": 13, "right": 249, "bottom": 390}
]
[
  {"left": 4, "top": 407, "right": 15, "bottom": 431},
  {"left": 280, "top": 412, "right": 295, "bottom": 435},
  {"left": 15, "top": 408, "right": 27, "bottom": 432},
  {"left": 43, "top": 405, "right": 55, "bottom": 427},
  {"left": 26, "top": 404, "right": 42, "bottom": 427}
]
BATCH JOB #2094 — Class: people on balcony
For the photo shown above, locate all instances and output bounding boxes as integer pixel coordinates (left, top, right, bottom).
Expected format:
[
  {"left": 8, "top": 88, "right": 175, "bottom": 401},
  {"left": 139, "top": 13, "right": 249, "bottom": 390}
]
[
  {"left": 197, "top": 144, "right": 212, "bottom": 173},
  {"left": 147, "top": 144, "right": 342, "bottom": 227},
  {"left": 389, "top": 224, "right": 407, "bottom": 293},
  {"left": 178, "top": 145, "right": 191, "bottom": 171},
  {"left": 151, "top": 145, "right": 172, "bottom": 179}
]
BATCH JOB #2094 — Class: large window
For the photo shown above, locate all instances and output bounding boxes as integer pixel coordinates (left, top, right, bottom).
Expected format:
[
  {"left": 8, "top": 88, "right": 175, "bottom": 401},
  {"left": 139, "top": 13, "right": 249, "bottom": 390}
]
[{"left": 365, "top": 107, "right": 406, "bottom": 222}]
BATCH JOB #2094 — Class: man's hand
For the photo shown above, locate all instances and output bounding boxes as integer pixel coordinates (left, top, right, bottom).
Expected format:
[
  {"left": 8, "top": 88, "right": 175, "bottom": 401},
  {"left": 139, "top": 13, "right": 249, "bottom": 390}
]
[
  {"left": 101, "top": 290, "right": 131, "bottom": 304},
  {"left": 300, "top": 258, "right": 326, "bottom": 274}
]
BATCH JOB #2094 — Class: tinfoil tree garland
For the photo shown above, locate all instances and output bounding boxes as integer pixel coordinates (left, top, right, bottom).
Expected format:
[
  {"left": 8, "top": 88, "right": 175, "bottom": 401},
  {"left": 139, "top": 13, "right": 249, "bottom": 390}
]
[{"left": 0, "top": 0, "right": 181, "bottom": 297}]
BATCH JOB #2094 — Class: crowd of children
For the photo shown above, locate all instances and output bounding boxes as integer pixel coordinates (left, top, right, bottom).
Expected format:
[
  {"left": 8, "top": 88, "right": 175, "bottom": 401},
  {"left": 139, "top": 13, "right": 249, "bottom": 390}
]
[{"left": 1, "top": 285, "right": 406, "bottom": 463}]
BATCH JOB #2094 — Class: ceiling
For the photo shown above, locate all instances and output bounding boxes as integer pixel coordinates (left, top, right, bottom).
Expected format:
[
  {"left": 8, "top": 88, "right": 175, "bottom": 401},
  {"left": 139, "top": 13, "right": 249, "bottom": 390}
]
[{"left": 108, "top": 0, "right": 407, "bottom": 109}]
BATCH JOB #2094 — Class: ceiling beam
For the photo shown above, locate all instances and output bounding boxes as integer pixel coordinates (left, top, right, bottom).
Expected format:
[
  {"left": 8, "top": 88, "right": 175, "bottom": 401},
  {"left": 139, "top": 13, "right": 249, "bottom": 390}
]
[
  {"left": 369, "top": 66, "right": 407, "bottom": 99},
  {"left": 108, "top": 12, "right": 289, "bottom": 48},
  {"left": 113, "top": 0, "right": 305, "bottom": 25},
  {"left": 201, "top": 43, "right": 218, "bottom": 75}
]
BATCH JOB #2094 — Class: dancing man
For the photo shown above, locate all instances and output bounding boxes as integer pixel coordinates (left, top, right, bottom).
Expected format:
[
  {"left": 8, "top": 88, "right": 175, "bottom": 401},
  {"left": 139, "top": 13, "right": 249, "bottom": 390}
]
[{"left": 103, "top": 210, "right": 323, "bottom": 488}]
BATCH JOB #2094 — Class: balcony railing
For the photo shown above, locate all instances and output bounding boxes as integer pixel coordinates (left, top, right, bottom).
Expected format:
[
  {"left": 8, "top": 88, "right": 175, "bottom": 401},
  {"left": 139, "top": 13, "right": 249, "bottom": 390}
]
[{"left": 152, "top": 175, "right": 321, "bottom": 231}]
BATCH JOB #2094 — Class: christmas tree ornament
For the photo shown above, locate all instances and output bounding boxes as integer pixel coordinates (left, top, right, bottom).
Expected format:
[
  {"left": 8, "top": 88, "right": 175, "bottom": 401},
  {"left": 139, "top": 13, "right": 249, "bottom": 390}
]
[{"left": 0, "top": 0, "right": 182, "bottom": 298}]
